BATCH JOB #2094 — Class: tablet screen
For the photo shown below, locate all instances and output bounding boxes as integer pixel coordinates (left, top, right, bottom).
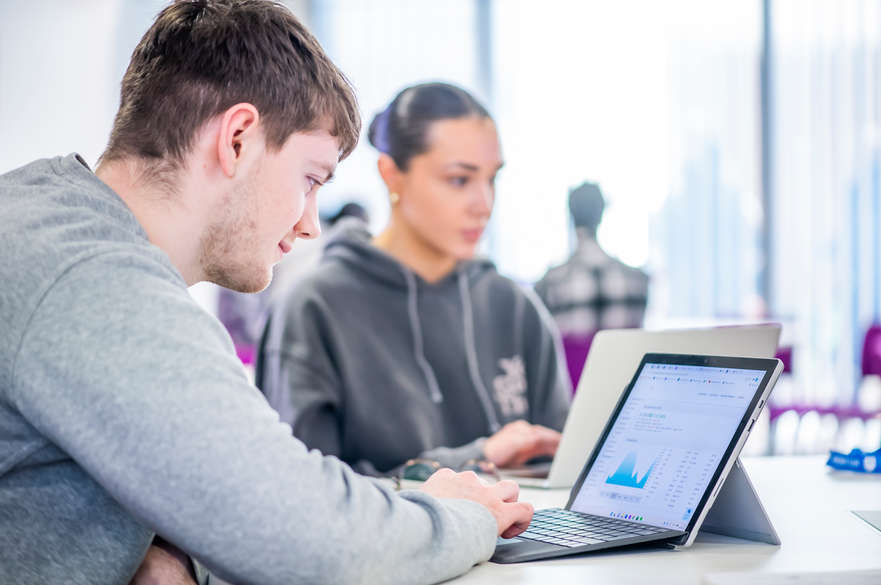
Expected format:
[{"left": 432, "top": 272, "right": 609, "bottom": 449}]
[{"left": 569, "top": 361, "right": 765, "bottom": 530}]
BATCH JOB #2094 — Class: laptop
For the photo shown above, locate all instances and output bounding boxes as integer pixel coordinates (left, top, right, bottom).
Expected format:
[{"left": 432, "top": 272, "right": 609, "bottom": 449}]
[
  {"left": 502, "top": 324, "right": 781, "bottom": 488},
  {"left": 491, "top": 352, "right": 783, "bottom": 563}
]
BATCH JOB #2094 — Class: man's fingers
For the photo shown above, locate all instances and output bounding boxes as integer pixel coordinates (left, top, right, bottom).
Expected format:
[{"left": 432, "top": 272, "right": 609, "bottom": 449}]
[
  {"left": 420, "top": 467, "right": 535, "bottom": 539},
  {"left": 491, "top": 479, "right": 521, "bottom": 503},
  {"left": 501, "top": 523, "right": 526, "bottom": 539},
  {"left": 498, "top": 501, "right": 534, "bottom": 538}
]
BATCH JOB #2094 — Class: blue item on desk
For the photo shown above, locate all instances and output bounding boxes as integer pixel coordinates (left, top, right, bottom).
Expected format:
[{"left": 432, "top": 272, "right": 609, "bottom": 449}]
[{"left": 826, "top": 448, "right": 881, "bottom": 473}]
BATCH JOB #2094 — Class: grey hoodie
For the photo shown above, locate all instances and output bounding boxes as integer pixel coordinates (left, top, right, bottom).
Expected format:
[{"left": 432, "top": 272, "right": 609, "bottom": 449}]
[
  {"left": 0, "top": 155, "right": 497, "bottom": 585},
  {"left": 257, "top": 220, "right": 571, "bottom": 475}
]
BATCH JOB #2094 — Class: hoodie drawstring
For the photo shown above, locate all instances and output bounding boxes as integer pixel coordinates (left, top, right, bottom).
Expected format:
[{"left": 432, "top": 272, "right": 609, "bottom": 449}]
[
  {"left": 458, "top": 269, "right": 501, "bottom": 433},
  {"left": 402, "top": 268, "right": 444, "bottom": 403}
]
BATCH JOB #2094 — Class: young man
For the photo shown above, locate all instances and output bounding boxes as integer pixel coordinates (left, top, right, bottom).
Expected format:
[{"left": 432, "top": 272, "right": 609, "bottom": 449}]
[{"left": 0, "top": 2, "right": 532, "bottom": 584}]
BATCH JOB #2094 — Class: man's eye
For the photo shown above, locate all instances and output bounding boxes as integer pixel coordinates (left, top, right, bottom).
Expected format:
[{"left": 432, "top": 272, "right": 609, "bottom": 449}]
[{"left": 449, "top": 176, "right": 468, "bottom": 187}]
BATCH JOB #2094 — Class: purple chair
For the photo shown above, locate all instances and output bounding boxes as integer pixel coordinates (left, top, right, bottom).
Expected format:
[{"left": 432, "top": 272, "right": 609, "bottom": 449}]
[
  {"left": 862, "top": 323, "right": 881, "bottom": 376},
  {"left": 775, "top": 345, "right": 793, "bottom": 373},
  {"left": 561, "top": 332, "right": 597, "bottom": 393}
]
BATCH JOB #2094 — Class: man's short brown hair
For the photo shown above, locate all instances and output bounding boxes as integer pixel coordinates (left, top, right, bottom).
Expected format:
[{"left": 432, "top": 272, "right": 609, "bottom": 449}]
[{"left": 101, "top": 0, "right": 360, "bottom": 171}]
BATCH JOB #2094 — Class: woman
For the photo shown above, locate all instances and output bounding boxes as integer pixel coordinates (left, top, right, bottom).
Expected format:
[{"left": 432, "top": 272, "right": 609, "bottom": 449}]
[{"left": 258, "top": 82, "right": 570, "bottom": 475}]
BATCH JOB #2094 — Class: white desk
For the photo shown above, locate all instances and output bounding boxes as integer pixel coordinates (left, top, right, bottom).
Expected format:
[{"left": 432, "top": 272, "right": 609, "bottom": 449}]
[{"left": 451, "top": 456, "right": 881, "bottom": 584}]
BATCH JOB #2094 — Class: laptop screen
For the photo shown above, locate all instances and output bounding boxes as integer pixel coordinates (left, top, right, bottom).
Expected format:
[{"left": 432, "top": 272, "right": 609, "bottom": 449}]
[{"left": 569, "top": 361, "right": 766, "bottom": 530}]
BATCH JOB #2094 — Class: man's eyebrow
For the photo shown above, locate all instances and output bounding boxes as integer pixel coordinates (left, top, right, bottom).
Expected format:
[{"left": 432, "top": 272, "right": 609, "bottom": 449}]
[{"left": 311, "top": 160, "right": 336, "bottom": 183}]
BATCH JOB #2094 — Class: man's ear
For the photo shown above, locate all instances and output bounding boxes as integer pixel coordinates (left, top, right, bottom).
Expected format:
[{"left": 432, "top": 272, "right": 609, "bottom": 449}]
[
  {"left": 377, "top": 154, "right": 403, "bottom": 195},
  {"left": 217, "top": 103, "right": 260, "bottom": 178}
]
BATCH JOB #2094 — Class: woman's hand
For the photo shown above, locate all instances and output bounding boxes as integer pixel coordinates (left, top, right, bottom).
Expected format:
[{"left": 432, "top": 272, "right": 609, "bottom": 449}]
[{"left": 483, "top": 420, "right": 562, "bottom": 468}]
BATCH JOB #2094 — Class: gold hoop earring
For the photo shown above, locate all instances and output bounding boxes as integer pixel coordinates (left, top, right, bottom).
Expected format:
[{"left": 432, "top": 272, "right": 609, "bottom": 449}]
[{"left": 389, "top": 192, "right": 400, "bottom": 205}]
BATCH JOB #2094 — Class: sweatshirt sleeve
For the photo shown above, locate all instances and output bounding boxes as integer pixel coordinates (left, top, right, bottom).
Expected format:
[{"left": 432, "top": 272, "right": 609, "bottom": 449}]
[
  {"left": 520, "top": 288, "right": 572, "bottom": 431},
  {"left": 413, "top": 437, "right": 488, "bottom": 470},
  {"left": 258, "top": 291, "right": 346, "bottom": 460},
  {"left": 10, "top": 252, "right": 497, "bottom": 585}
]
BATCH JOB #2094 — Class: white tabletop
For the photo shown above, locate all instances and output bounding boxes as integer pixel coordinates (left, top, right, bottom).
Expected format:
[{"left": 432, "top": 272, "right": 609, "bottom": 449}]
[{"left": 450, "top": 456, "right": 881, "bottom": 584}]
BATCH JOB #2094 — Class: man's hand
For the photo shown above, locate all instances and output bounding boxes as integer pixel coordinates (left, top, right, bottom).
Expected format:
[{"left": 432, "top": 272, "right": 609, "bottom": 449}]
[
  {"left": 483, "top": 420, "right": 561, "bottom": 468},
  {"left": 419, "top": 468, "right": 533, "bottom": 538},
  {"left": 128, "top": 544, "right": 197, "bottom": 585}
]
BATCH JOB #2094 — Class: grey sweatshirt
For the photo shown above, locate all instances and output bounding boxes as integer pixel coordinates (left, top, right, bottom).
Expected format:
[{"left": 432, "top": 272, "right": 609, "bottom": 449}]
[
  {"left": 0, "top": 154, "right": 497, "bottom": 585},
  {"left": 257, "top": 220, "right": 571, "bottom": 475}
]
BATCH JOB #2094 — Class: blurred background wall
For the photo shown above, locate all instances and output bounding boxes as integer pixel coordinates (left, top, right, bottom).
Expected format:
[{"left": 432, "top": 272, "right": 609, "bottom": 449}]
[{"left": 2, "top": 0, "right": 880, "bottom": 455}]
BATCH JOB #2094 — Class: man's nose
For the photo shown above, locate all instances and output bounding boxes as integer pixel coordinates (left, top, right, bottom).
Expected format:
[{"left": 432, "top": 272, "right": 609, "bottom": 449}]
[{"left": 294, "top": 197, "right": 321, "bottom": 240}]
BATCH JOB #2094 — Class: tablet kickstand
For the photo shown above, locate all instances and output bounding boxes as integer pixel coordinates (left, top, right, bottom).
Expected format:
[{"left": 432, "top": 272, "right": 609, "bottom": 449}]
[{"left": 699, "top": 458, "right": 780, "bottom": 545}]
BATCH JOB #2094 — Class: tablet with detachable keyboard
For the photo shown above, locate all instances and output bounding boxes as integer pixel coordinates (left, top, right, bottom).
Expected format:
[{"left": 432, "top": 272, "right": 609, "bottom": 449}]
[{"left": 492, "top": 353, "right": 783, "bottom": 563}]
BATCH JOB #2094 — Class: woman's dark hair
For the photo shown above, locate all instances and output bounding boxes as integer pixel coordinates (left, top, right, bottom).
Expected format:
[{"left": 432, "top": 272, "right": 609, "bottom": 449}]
[{"left": 367, "top": 82, "right": 491, "bottom": 171}]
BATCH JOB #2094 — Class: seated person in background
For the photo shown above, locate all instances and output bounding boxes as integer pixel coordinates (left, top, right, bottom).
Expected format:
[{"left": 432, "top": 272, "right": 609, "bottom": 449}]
[
  {"left": 258, "top": 82, "right": 571, "bottom": 476},
  {"left": 534, "top": 181, "right": 649, "bottom": 337},
  {"left": 0, "top": 4, "right": 532, "bottom": 584},
  {"left": 326, "top": 200, "right": 369, "bottom": 225}
]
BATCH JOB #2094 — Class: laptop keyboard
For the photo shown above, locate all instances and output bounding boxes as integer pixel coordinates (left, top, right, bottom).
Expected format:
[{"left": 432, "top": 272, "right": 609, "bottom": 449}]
[{"left": 515, "top": 508, "right": 669, "bottom": 548}]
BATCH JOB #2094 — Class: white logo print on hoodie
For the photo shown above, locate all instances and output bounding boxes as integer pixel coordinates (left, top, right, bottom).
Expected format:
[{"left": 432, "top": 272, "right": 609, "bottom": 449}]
[{"left": 493, "top": 355, "right": 528, "bottom": 417}]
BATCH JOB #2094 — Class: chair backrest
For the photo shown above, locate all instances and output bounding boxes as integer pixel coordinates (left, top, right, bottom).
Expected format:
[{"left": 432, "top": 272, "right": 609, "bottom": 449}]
[
  {"left": 862, "top": 323, "right": 881, "bottom": 376},
  {"left": 775, "top": 345, "right": 793, "bottom": 373},
  {"left": 561, "top": 331, "right": 597, "bottom": 392}
]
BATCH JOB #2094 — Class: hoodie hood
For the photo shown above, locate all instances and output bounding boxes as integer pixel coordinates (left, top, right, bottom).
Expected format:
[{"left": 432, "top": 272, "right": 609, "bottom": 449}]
[
  {"left": 322, "top": 217, "right": 496, "bottom": 290},
  {"left": 321, "top": 217, "right": 501, "bottom": 428}
]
